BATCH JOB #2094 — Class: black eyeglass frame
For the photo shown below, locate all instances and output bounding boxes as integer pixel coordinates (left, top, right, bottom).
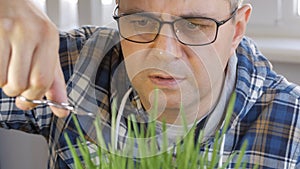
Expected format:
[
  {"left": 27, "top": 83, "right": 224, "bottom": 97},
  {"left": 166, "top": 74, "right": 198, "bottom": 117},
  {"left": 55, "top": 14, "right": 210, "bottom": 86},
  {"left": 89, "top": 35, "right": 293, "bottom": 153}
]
[{"left": 113, "top": 5, "right": 239, "bottom": 46}]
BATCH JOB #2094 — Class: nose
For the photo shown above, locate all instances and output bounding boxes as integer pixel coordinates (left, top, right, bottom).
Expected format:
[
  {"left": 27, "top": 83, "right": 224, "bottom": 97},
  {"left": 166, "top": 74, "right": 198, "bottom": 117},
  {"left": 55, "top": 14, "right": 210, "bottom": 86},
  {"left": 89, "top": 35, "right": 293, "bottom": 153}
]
[{"left": 153, "top": 23, "right": 183, "bottom": 59}]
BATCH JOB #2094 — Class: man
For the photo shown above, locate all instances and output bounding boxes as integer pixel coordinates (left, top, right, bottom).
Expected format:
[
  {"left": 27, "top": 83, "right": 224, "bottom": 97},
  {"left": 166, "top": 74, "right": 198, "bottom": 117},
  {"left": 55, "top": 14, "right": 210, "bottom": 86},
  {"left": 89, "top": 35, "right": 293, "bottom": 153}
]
[{"left": 0, "top": 0, "right": 300, "bottom": 168}]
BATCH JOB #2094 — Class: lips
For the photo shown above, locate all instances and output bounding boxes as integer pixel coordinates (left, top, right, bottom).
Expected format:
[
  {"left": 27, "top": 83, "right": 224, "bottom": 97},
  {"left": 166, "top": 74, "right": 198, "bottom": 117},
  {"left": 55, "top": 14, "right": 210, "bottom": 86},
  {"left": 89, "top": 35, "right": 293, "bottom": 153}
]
[{"left": 149, "top": 73, "right": 185, "bottom": 88}]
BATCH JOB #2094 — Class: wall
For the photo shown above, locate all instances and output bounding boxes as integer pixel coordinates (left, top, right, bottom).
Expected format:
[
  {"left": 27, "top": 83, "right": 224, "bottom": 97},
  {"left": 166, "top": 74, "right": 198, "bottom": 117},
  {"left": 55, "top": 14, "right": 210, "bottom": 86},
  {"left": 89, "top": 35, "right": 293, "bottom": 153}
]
[
  {"left": 244, "top": 0, "right": 300, "bottom": 85},
  {"left": 0, "top": 1, "right": 299, "bottom": 169},
  {"left": 272, "top": 62, "right": 300, "bottom": 85}
]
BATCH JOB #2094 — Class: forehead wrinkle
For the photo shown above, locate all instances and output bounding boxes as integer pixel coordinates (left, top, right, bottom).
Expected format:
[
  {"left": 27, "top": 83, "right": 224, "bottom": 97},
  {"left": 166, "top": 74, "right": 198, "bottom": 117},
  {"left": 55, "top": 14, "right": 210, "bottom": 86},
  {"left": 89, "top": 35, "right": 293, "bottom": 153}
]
[
  {"left": 120, "top": 0, "right": 181, "bottom": 13},
  {"left": 119, "top": 0, "right": 229, "bottom": 18}
]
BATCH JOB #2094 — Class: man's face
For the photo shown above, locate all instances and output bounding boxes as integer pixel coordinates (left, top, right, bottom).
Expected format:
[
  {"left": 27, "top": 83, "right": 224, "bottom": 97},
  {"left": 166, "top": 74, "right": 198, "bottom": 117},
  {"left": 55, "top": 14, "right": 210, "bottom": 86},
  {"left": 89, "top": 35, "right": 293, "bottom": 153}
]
[{"left": 118, "top": 0, "right": 237, "bottom": 124}]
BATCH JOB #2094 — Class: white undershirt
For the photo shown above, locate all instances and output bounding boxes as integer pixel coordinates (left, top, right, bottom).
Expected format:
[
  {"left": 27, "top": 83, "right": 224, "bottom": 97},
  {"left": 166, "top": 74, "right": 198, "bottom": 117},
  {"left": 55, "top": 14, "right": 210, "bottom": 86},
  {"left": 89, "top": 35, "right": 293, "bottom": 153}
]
[{"left": 202, "top": 54, "right": 237, "bottom": 140}]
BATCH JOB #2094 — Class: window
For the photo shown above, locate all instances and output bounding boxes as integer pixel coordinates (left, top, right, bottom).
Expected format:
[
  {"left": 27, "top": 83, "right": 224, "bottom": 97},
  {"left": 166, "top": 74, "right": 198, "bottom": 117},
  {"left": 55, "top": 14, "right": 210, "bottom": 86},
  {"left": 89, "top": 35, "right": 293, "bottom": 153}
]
[
  {"left": 101, "top": 0, "right": 113, "bottom": 5},
  {"left": 298, "top": 0, "right": 300, "bottom": 16},
  {"left": 31, "top": 0, "right": 79, "bottom": 30},
  {"left": 244, "top": 0, "right": 300, "bottom": 66},
  {"left": 32, "top": 0, "right": 115, "bottom": 31},
  {"left": 245, "top": 0, "right": 300, "bottom": 38},
  {"left": 59, "top": 0, "right": 79, "bottom": 30}
]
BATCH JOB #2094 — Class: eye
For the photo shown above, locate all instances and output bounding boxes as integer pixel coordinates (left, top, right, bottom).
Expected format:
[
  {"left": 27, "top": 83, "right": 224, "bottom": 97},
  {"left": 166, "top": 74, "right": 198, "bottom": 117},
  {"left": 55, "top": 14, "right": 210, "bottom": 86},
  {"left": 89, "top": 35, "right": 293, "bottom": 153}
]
[
  {"left": 137, "top": 19, "right": 149, "bottom": 26},
  {"left": 182, "top": 19, "right": 213, "bottom": 31},
  {"left": 186, "top": 22, "right": 199, "bottom": 30},
  {"left": 130, "top": 18, "right": 151, "bottom": 27}
]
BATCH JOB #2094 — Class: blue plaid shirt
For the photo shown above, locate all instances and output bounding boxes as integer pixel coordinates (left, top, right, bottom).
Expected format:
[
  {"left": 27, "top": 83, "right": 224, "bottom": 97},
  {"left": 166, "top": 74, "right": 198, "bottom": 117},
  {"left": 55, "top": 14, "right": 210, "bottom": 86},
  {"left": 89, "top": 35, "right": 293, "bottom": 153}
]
[{"left": 0, "top": 26, "right": 300, "bottom": 169}]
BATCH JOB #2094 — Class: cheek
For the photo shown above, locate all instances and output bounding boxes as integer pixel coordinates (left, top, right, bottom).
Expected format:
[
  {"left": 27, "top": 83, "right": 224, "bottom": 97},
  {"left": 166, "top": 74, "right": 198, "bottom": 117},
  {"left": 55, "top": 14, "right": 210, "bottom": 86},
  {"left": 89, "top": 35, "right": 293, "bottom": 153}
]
[
  {"left": 121, "top": 41, "right": 149, "bottom": 81},
  {"left": 189, "top": 56, "right": 218, "bottom": 99},
  {"left": 213, "top": 26, "right": 235, "bottom": 67},
  {"left": 186, "top": 46, "right": 226, "bottom": 97},
  {"left": 121, "top": 41, "right": 154, "bottom": 107},
  {"left": 188, "top": 45, "right": 225, "bottom": 79},
  {"left": 121, "top": 41, "right": 136, "bottom": 59},
  {"left": 121, "top": 40, "right": 154, "bottom": 61}
]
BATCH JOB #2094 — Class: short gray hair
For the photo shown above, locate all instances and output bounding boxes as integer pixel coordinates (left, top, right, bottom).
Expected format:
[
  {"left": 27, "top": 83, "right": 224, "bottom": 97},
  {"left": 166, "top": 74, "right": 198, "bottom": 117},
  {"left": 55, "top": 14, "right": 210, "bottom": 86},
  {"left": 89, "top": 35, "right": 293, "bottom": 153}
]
[{"left": 230, "top": 0, "right": 243, "bottom": 10}]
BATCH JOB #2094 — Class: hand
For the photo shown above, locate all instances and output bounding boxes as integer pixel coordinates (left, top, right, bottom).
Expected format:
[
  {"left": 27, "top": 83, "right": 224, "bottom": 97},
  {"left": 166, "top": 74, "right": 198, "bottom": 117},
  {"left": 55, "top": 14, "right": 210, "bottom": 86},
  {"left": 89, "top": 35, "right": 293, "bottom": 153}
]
[{"left": 0, "top": 0, "right": 69, "bottom": 117}]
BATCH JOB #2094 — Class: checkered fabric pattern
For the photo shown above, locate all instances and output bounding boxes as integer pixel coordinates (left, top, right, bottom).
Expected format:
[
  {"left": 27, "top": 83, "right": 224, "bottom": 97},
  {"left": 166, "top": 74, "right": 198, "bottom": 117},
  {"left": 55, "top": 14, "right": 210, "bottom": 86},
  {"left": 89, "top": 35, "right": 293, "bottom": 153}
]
[{"left": 0, "top": 26, "right": 300, "bottom": 169}]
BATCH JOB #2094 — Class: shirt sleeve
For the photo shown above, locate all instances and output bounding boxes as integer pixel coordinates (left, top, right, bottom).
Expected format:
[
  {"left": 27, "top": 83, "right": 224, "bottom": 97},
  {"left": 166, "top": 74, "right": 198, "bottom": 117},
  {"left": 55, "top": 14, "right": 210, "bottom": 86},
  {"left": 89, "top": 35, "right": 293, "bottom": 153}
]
[{"left": 0, "top": 26, "right": 99, "bottom": 139}]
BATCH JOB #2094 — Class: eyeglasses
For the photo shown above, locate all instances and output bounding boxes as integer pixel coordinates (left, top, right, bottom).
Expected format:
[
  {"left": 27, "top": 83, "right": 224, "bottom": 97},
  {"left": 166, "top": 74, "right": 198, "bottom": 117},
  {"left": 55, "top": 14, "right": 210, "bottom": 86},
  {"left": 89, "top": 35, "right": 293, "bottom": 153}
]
[{"left": 113, "top": 6, "right": 238, "bottom": 46}]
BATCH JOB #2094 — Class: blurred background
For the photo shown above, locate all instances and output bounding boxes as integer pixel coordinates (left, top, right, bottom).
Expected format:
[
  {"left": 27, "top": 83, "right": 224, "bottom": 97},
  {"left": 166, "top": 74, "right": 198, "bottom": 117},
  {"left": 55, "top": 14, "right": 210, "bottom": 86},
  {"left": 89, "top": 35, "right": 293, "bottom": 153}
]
[{"left": 0, "top": 0, "right": 299, "bottom": 168}]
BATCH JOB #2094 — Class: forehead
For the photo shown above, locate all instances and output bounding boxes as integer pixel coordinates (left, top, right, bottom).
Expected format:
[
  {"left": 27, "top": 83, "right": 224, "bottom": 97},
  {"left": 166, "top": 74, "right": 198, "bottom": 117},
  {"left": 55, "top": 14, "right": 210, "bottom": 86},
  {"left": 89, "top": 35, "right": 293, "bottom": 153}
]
[{"left": 119, "top": 0, "right": 230, "bottom": 17}]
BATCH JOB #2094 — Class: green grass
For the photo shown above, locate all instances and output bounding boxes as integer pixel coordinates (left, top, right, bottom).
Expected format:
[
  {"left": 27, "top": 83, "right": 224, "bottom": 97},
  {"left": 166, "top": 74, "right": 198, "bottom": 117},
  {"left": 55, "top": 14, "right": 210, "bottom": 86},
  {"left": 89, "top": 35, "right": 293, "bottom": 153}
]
[{"left": 64, "top": 92, "right": 258, "bottom": 169}]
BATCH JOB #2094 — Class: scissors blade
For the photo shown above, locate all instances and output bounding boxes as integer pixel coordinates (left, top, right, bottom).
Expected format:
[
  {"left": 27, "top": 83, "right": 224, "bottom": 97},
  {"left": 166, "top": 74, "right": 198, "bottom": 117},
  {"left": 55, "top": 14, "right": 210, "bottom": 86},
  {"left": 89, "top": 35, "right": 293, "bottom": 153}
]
[
  {"left": 71, "top": 108, "right": 96, "bottom": 117},
  {"left": 17, "top": 95, "right": 95, "bottom": 117}
]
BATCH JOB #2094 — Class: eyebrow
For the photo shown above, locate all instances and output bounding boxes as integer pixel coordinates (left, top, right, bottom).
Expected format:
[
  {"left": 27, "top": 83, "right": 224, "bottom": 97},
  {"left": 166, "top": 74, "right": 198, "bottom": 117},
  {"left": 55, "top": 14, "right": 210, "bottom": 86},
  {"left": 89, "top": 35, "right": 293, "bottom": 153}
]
[{"left": 180, "top": 10, "right": 216, "bottom": 18}]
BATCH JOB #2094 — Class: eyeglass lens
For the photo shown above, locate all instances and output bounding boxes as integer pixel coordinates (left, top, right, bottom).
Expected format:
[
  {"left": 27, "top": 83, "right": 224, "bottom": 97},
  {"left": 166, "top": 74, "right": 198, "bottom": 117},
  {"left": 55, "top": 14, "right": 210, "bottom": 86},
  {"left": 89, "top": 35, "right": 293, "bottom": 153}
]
[{"left": 117, "top": 13, "right": 218, "bottom": 45}]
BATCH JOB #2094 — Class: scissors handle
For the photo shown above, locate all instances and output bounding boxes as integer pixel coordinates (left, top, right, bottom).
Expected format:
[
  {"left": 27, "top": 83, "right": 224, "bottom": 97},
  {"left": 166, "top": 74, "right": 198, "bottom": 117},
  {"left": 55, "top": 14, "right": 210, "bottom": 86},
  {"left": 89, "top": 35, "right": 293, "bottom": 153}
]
[
  {"left": 17, "top": 95, "right": 75, "bottom": 111},
  {"left": 17, "top": 95, "right": 95, "bottom": 117}
]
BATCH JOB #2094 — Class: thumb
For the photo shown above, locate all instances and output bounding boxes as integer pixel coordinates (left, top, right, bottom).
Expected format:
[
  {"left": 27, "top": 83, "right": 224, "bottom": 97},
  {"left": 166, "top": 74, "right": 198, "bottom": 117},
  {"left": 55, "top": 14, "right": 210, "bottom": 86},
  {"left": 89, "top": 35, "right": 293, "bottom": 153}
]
[{"left": 45, "top": 63, "right": 69, "bottom": 118}]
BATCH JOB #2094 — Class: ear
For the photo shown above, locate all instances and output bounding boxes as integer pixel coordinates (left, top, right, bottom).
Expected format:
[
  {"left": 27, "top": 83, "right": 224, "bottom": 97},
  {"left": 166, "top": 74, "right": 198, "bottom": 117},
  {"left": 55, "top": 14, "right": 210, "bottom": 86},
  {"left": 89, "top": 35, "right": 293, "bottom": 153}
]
[{"left": 230, "top": 4, "right": 252, "bottom": 55}]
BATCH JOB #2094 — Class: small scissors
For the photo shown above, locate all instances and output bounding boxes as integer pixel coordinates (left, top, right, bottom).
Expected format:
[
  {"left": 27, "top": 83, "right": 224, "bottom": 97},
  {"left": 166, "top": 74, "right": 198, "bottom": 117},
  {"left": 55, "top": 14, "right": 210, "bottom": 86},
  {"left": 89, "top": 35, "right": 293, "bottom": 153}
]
[{"left": 17, "top": 95, "right": 95, "bottom": 117}]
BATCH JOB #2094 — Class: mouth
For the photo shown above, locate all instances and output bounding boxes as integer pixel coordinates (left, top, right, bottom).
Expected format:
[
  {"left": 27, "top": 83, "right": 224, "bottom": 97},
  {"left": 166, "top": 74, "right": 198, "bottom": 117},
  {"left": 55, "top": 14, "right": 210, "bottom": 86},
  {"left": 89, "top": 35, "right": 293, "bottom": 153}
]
[{"left": 149, "top": 73, "right": 185, "bottom": 88}]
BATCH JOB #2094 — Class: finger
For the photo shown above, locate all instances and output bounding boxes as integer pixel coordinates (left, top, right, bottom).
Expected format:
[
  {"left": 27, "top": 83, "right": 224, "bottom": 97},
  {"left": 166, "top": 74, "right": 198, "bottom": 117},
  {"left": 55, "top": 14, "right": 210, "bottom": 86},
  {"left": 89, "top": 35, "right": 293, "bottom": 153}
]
[
  {"left": 15, "top": 30, "right": 58, "bottom": 110},
  {"left": 37, "top": 26, "right": 69, "bottom": 117},
  {"left": 0, "top": 31, "right": 11, "bottom": 87},
  {"left": 17, "top": 29, "right": 68, "bottom": 117},
  {"left": 46, "top": 62, "right": 69, "bottom": 118},
  {"left": 2, "top": 24, "right": 34, "bottom": 98}
]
